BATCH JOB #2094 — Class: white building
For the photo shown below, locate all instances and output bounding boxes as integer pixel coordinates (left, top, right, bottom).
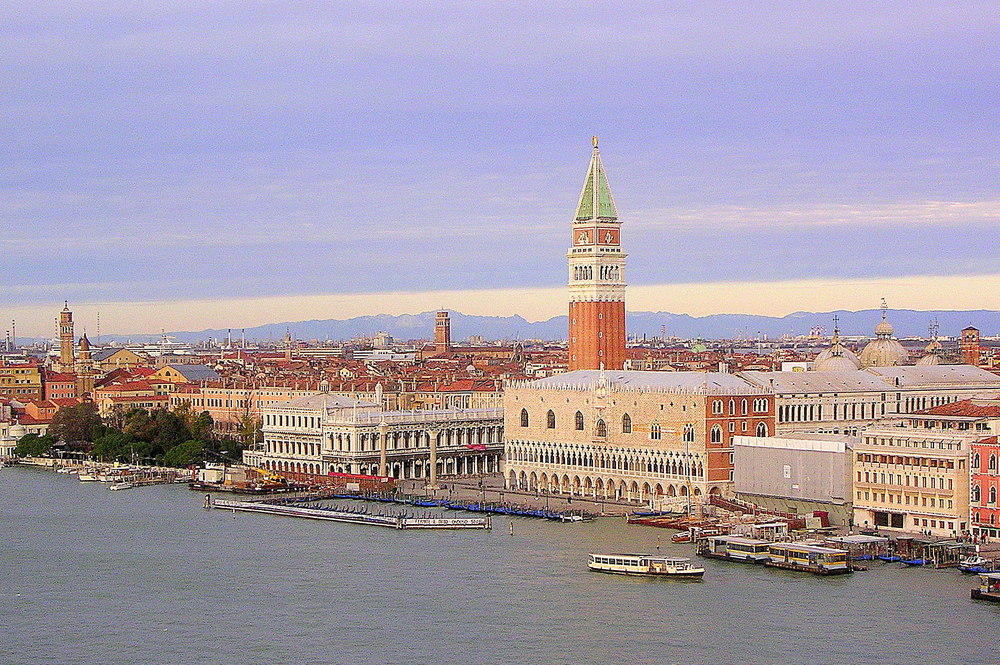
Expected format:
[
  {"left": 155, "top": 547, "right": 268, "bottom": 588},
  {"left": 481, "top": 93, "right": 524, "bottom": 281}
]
[{"left": 248, "top": 391, "right": 503, "bottom": 483}]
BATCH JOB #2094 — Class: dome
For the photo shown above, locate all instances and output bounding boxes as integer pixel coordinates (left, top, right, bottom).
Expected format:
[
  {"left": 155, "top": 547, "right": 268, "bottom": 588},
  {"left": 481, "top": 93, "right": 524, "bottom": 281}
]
[
  {"left": 915, "top": 353, "right": 941, "bottom": 366},
  {"left": 814, "top": 344, "right": 861, "bottom": 371},
  {"left": 859, "top": 338, "right": 909, "bottom": 367},
  {"left": 860, "top": 305, "right": 909, "bottom": 367},
  {"left": 816, "top": 354, "right": 860, "bottom": 372}
]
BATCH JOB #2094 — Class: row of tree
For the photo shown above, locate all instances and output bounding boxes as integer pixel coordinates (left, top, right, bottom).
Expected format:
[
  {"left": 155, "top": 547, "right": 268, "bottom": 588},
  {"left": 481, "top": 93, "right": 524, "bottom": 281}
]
[{"left": 14, "top": 401, "right": 259, "bottom": 468}]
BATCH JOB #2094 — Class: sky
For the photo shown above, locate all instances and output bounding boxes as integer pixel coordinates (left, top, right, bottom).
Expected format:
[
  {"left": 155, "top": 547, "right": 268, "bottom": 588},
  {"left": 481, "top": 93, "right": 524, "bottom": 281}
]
[{"left": 2, "top": 2, "right": 999, "bottom": 336}]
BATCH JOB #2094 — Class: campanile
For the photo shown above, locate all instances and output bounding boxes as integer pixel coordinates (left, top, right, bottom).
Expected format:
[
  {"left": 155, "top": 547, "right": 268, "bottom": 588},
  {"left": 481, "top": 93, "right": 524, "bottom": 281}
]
[{"left": 567, "top": 137, "right": 626, "bottom": 371}]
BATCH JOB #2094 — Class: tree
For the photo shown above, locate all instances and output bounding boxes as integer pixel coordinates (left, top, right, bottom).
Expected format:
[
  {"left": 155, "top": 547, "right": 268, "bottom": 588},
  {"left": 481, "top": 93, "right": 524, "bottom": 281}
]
[
  {"left": 162, "top": 440, "right": 205, "bottom": 467},
  {"left": 91, "top": 431, "right": 139, "bottom": 463},
  {"left": 49, "top": 402, "right": 104, "bottom": 444},
  {"left": 191, "top": 411, "right": 214, "bottom": 441},
  {"left": 14, "top": 433, "right": 55, "bottom": 457}
]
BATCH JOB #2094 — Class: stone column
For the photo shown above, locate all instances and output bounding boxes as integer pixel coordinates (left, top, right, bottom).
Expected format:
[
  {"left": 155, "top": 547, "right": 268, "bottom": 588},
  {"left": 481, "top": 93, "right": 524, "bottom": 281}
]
[
  {"left": 426, "top": 428, "right": 441, "bottom": 490},
  {"left": 378, "top": 422, "right": 388, "bottom": 477}
]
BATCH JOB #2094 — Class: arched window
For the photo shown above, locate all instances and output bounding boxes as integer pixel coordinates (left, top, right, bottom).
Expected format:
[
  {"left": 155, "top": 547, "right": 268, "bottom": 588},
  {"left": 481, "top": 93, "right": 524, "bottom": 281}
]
[
  {"left": 712, "top": 400, "right": 723, "bottom": 415},
  {"left": 519, "top": 408, "right": 529, "bottom": 428},
  {"left": 595, "top": 419, "right": 607, "bottom": 438},
  {"left": 973, "top": 452, "right": 981, "bottom": 470},
  {"left": 574, "top": 411, "right": 584, "bottom": 431},
  {"left": 710, "top": 425, "right": 722, "bottom": 444},
  {"left": 972, "top": 485, "right": 981, "bottom": 503},
  {"left": 546, "top": 410, "right": 556, "bottom": 429},
  {"left": 650, "top": 423, "right": 662, "bottom": 440},
  {"left": 756, "top": 422, "right": 768, "bottom": 437},
  {"left": 741, "top": 399, "right": 748, "bottom": 415},
  {"left": 682, "top": 425, "right": 695, "bottom": 443},
  {"left": 621, "top": 413, "right": 632, "bottom": 434},
  {"left": 991, "top": 487, "right": 998, "bottom": 505},
  {"left": 990, "top": 454, "right": 997, "bottom": 471}
]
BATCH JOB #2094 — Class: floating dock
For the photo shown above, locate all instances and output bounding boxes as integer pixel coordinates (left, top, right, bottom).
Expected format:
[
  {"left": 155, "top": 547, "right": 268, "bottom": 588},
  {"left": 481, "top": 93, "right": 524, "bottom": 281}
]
[{"left": 208, "top": 498, "right": 491, "bottom": 530}]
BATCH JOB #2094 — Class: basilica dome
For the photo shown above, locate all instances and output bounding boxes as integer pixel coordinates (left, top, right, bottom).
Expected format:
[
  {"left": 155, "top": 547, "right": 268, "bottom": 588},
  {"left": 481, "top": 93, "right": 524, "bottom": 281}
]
[
  {"left": 814, "top": 325, "right": 861, "bottom": 371},
  {"left": 859, "top": 308, "right": 909, "bottom": 367}
]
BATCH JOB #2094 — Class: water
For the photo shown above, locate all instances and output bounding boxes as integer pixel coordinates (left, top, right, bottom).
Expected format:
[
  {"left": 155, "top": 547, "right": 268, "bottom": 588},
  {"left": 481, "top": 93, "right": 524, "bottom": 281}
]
[{"left": 1, "top": 466, "right": 997, "bottom": 665}]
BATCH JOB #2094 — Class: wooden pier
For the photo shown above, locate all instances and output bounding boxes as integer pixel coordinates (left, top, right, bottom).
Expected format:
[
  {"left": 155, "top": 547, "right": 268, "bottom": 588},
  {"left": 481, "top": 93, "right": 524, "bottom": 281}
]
[{"left": 208, "top": 497, "right": 491, "bottom": 530}]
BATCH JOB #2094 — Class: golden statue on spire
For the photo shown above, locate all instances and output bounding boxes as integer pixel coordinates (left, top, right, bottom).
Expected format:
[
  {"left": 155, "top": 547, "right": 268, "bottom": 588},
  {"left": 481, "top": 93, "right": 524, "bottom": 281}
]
[{"left": 592, "top": 135, "right": 599, "bottom": 148}]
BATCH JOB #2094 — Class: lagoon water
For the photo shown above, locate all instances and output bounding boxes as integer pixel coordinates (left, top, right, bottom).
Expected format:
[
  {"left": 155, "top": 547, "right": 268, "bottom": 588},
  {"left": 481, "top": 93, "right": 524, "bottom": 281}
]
[{"left": 2, "top": 466, "right": 997, "bottom": 665}]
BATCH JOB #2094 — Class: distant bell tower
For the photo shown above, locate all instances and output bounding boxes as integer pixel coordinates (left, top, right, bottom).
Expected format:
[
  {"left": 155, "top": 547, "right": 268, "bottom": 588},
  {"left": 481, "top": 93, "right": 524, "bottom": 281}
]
[
  {"left": 58, "top": 301, "right": 76, "bottom": 372},
  {"left": 435, "top": 311, "right": 452, "bottom": 353},
  {"left": 567, "top": 137, "right": 626, "bottom": 371},
  {"left": 961, "top": 326, "right": 981, "bottom": 366}
]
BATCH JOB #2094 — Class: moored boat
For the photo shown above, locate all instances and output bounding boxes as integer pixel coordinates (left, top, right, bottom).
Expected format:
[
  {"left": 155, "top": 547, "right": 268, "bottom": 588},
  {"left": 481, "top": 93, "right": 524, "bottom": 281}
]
[
  {"left": 588, "top": 553, "right": 705, "bottom": 578},
  {"left": 698, "top": 535, "right": 770, "bottom": 563},
  {"left": 971, "top": 572, "right": 1000, "bottom": 602},
  {"left": 958, "top": 555, "right": 992, "bottom": 574},
  {"left": 765, "top": 542, "right": 852, "bottom": 575}
]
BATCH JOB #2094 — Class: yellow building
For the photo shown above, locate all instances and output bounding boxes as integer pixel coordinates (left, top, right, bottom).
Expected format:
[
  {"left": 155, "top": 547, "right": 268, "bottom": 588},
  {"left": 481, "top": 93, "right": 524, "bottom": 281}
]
[
  {"left": 853, "top": 425, "right": 974, "bottom": 536},
  {"left": 0, "top": 362, "right": 43, "bottom": 401}
]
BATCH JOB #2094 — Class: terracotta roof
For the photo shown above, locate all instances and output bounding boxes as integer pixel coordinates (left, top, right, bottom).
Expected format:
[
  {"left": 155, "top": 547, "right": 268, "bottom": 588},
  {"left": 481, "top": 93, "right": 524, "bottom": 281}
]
[{"left": 914, "top": 399, "right": 1000, "bottom": 418}]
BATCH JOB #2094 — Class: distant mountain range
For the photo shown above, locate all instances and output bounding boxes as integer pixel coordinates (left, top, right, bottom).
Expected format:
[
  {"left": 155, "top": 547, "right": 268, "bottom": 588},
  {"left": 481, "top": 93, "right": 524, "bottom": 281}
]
[{"left": 60, "top": 308, "right": 1000, "bottom": 345}]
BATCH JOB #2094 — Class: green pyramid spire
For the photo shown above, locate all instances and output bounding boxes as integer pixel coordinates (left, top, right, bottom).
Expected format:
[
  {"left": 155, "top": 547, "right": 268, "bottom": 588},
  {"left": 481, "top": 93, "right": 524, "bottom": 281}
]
[{"left": 575, "top": 136, "right": 619, "bottom": 221}]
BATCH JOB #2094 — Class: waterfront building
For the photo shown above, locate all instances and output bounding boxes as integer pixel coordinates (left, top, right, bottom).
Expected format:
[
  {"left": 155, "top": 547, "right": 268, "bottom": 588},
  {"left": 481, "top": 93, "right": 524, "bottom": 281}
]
[
  {"left": 252, "top": 389, "right": 503, "bottom": 482},
  {"left": 972, "top": 436, "right": 1000, "bottom": 539},
  {"left": 852, "top": 424, "right": 974, "bottom": 536},
  {"left": 567, "top": 137, "right": 626, "bottom": 371},
  {"left": 733, "top": 433, "right": 856, "bottom": 525},
  {"left": 504, "top": 370, "right": 774, "bottom": 506},
  {"left": 742, "top": 365, "right": 1000, "bottom": 435},
  {"left": 904, "top": 398, "right": 1000, "bottom": 538}
]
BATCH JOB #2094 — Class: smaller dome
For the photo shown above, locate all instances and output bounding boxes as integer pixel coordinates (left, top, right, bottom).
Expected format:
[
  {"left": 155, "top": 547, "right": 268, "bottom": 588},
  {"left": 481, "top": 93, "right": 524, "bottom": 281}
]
[
  {"left": 817, "top": 355, "right": 860, "bottom": 372},
  {"left": 915, "top": 353, "right": 941, "bottom": 366},
  {"left": 875, "top": 319, "right": 894, "bottom": 337}
]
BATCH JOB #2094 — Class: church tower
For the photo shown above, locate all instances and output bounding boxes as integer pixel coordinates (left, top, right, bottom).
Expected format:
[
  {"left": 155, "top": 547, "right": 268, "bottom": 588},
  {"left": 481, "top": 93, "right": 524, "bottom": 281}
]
[
  {"left": 567, "top": 137, "right": 626, "bottom": 371},
  {"left": 58, "top": 302, "right": 75, "bottom": 372},
  {"left": 76, "top": 333, "right": 95, "bottom": 396}
]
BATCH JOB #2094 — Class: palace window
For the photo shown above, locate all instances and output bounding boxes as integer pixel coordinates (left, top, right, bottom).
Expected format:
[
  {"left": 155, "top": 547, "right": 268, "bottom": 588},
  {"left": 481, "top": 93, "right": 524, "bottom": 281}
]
[
  {"left": 520, "top": 409, "right": 529, "bottom": 428},
  {"left": 712, "top": 400, "right": 723, "bottom": 415},
  {"left": 621, "top": 413, "right": 632, "bottom": 434},
  {"left": 972, "top": 485, "right": 981, "bottom": 503},
  {"left": 650, "top": 423, "right": 662, "bottom": 440},
  {"left": 575, "top": 411, "right": 584, "bottom": 431},
  {"left": 682, "top": 425, "right": 695, "bottom": 443},
  {"left": 595, "top": 419, "right": 607, "bottom": 438},
  {"left": 546, "top": 410, "right": 556, "bottom": 429},
  {"left": 991, "top": 454, "right": 998, "bottom": 472},
  {"left": 710, "top": 425, "right": 722, "bottom": 444},
  {"left": 756, "top": 422, "right": 768, "bottom": 437}
]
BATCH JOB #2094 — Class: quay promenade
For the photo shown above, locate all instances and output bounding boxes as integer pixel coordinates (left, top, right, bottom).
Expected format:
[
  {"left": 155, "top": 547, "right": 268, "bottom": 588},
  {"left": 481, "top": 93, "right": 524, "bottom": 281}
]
[{"left": 396, "top": 475, "right": 663, "bottom": 517}]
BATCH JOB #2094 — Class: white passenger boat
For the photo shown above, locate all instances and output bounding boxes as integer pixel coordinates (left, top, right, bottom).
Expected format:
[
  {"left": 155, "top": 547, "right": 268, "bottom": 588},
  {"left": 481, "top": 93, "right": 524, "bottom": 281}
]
[
  {"left": 78, "top": 473, "right": 100, "bottom": 482},
  {"left": 588, "top": 553, "right": 705, "bottom": 578}
]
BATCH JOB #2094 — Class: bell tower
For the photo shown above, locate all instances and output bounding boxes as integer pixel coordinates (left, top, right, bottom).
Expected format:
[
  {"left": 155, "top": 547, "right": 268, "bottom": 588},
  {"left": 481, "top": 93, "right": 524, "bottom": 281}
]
[
  {"left": 567, "top": 137, "right": 626, "bottom": 371},
  {"left": 58, "top": 301, "right": 75, "bottom": 372},
  {"left": 961, "top": 326, "right": 981, "bottom": 366}
]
